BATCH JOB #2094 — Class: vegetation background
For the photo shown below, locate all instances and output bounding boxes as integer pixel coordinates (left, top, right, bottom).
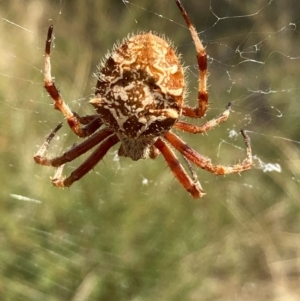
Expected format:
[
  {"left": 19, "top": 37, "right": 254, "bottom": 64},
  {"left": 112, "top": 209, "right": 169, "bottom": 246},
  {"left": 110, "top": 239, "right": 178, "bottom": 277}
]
[{"left": 0, "top": 0, "right": 300, "bottom": 300}]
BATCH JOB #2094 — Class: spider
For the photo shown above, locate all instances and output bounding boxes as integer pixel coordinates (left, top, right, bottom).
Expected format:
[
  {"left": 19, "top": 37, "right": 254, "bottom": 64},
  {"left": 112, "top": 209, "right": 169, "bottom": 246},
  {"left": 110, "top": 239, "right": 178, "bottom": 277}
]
[{"left": 34, "top": 0, "right": 252, "bottom": 198}]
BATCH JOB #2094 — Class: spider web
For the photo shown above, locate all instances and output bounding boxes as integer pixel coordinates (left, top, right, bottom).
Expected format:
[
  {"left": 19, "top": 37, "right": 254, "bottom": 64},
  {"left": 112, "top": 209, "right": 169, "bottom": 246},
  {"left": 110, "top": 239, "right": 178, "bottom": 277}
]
[{"left": 1, "top": 0, "right": 300, "bottom": 300}]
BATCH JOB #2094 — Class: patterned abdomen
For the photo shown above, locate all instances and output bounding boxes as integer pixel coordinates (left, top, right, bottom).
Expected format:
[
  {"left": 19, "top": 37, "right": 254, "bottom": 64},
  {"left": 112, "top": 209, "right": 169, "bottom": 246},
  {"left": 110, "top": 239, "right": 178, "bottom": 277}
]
[{"left": 91, "top": 33, "right": 185, "bottom": 140}]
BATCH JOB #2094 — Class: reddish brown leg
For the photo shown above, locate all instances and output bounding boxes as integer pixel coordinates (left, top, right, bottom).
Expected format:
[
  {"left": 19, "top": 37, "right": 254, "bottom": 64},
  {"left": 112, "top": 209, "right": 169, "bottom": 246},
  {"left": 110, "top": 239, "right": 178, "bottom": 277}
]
[
  {"left": 52, "top": 134, "right": 119, "bottom": 187},
  {"left": 34, "top": 124, "right": 114, "bottom": 167},
  {"left": 44, "top": 25, "right": 98, "bottom": 138},
  {"left": 154, "top": 138, "right": 205, "bottom": 198},
  {"left": 164, "top": 130, "right": 252, "bottom": 175},
  {"left": 174, "top": 103, "right": 231, "bottom": 133},
  {"left": 73, "top": 113, "right": 103, "bottom": 136},
  {"left": 73, "top": 114, "right": 100, "bottom": 125},
  {"left": 176, "top": 0, "right": 208, "bottom": 118}
]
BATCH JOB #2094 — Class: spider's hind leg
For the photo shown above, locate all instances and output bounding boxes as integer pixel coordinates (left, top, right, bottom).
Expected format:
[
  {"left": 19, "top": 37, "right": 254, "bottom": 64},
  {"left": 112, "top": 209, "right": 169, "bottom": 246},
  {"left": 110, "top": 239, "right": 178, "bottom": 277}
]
[
  {"left": 154, "top": 137, "right": 205, "bottom": 198},
  {"left": 164, "top": 130, "right": 253, "bottom": 175},
  {"left": 34, "top": 124, "right": 114, "bottom": 169},
  {"left": 51, "top": 134, "right": 119, "bottom": 187}
]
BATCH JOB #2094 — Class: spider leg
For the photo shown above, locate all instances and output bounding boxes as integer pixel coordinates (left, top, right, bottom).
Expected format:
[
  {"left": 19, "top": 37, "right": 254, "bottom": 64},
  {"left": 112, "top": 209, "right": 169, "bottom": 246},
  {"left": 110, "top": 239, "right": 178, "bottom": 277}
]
[
  {"left": 176, "top": 0, "right": 208, "bottom": 118},
  {"left": 44, "top": 25, "right": 100, "bottom": 138},
  {"left": 174, "top": 103, "right": 231, "bottom": 133},
  {"left": 73, "top": 114, "right": 100, "bottom": 125},
  {"left": 154, "top": 138, "right": 205, "bottom": 198},
  {"left": 182, "top": 154, "right": 202, "bottom": 191},
  {"left": 73, "top": 113, "right": 104, "bottom": 136},
  {"left": 52, "top": 134, "right": 119, "bottom": 187},
  {"left": 164, "top": 130, "right": 252, "bottom": 175},
  {"left": 34, "top": 124, "right": 114, "bottom": 167}
]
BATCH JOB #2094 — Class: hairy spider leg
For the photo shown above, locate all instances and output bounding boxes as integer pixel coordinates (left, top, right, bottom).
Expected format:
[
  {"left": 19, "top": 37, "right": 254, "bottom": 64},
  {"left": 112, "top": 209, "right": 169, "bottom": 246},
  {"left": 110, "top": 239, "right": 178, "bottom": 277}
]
[
  {"left": 44, "top": 25, "right": 102, "bottom": 138},
  {"left": 52, "top": 134, "right": 119, "bottom": 187},
  {"left": 174, "top": 103, "right": 232, "bottom": 134},
  {"left": 176, "top": 0, "right": 208, "bottom": 118},
  {"left": 164, "top": 130, "right": 252, "bottom": 175},
  {"left": 154, "top": 138, "right": 205, "bottom": 198},
  {"left": 34, "top": 125, "right": 114, "bottom": 167}
]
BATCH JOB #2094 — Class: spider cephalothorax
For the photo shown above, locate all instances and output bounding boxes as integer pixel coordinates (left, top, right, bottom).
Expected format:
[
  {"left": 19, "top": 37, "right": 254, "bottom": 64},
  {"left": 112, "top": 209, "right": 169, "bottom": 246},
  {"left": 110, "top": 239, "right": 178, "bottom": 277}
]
[
  {"left": 34, "top": 0, "right": 252, "bottom": 198},
  {"left": 91, "top": 33, "right": 184, "bottom": 160}
]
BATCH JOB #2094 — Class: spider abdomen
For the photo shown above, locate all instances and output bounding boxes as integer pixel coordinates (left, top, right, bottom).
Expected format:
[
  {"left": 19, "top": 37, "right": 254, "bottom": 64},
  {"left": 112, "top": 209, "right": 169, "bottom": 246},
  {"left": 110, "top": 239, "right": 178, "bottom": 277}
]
[{"left": 91, "top": 33, "right": 185, "bottom": 143}]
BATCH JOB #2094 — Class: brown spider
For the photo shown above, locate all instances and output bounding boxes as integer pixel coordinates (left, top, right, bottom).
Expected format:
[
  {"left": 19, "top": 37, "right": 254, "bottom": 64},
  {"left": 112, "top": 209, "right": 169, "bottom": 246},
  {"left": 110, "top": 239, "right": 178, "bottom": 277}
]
[{"left": 34, "top": 0, "right": 252, "bottom": 198}]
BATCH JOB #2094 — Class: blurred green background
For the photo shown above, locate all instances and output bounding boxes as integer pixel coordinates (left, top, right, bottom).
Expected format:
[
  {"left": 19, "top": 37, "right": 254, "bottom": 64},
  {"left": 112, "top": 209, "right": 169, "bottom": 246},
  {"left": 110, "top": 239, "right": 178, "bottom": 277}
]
[{"left": 1, "top": 0, "right": 300, "bottom": 300}]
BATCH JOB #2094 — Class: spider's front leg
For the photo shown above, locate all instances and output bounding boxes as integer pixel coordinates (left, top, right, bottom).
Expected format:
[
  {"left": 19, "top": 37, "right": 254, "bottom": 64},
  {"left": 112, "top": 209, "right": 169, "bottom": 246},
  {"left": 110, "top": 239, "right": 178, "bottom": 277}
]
[
  {"left": 44, "top": 25, "right": 102, "bottom": 138},
  {"left": 176, "top": 0, "right": 208, "bottom": 118}
]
